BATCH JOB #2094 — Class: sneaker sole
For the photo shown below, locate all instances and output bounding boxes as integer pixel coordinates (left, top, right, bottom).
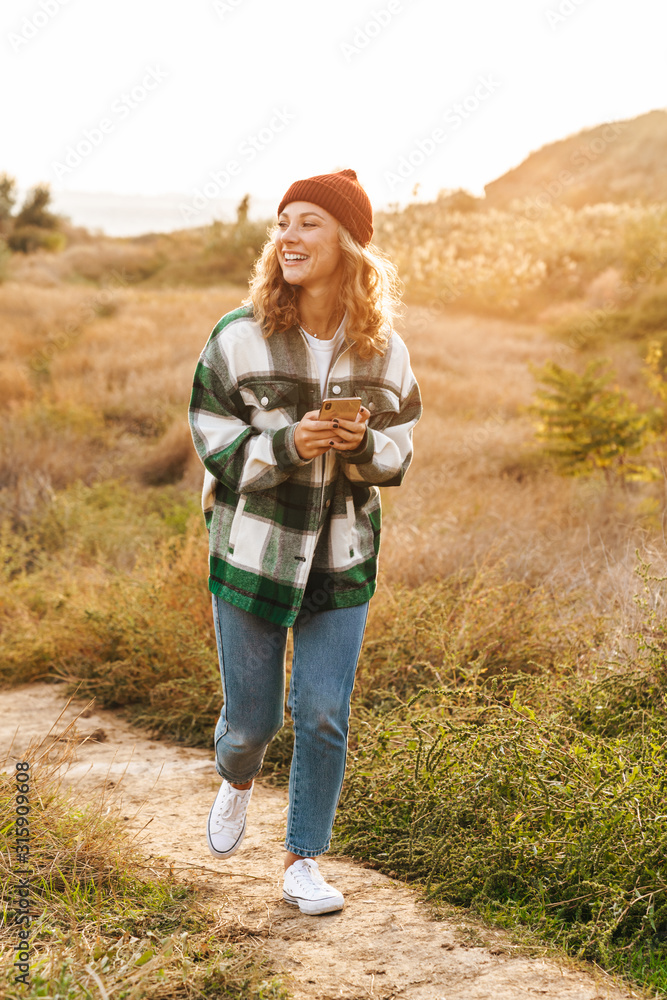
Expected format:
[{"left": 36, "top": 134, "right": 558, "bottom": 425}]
[
  {"left": 283, "top": 890, "right": 344, "bottom": 915},
  {"left": 206, "top": 815, "right": 246, "bottom": 860}
]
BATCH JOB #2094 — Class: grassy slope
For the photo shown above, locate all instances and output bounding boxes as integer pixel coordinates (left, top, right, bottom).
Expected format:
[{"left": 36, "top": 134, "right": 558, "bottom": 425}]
[{"left": 484, "top": 109, "right": 667, "bottom": 208}]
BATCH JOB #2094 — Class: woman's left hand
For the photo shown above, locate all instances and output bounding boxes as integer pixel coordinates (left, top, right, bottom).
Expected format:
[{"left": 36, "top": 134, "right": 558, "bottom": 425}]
[{"left": 329, "top": 405, "right": 371, "bottom": 452}]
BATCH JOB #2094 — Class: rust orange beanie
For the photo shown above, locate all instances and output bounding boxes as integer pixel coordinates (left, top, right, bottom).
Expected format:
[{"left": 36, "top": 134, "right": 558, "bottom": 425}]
[{"left": 277, "top": 168, "right": 373, "bottom": 247}]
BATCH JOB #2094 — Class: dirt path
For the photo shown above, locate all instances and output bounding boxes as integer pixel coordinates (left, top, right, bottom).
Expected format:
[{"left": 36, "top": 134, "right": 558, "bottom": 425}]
[{"left": 1, "top": 682, "right": 642, "bottom": 1000}]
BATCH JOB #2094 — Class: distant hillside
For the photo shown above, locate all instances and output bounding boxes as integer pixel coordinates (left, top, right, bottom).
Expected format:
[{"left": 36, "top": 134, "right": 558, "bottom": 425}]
[
  {"left": 483, "top": 109, "right": 667, "bottom": 208},
  {"left": 49, "top": 190, "right": 278, "bottom": 238}
]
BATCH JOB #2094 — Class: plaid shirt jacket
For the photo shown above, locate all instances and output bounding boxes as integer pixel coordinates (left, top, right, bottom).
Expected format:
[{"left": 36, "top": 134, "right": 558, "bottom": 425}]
[{"left": 188, "top": 306, "right": 422, "bottom": 626}]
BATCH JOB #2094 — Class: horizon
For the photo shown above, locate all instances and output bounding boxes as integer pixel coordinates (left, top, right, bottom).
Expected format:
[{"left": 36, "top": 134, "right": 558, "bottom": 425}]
[
  {"left": 2, "top": 0, "right": 665, "bottom": 234},
  {"left": 22, "top": 105, "right": 667, "bottom": 238}
]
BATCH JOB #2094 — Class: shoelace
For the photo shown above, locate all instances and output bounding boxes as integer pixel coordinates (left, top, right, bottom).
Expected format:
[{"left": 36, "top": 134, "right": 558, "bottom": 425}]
[
  {"left": 291, "top": 862, "right": 325, "bottom": 891},
  {"left": 214, "top": 789, "right": 248, "bottom": 829}
]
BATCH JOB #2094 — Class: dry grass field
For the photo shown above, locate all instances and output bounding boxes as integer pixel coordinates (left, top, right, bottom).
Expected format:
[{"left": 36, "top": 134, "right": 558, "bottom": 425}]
[
  {"left": 1, "top": 258, "right": 665, "bottom": 709},
  {"left": 3, "top": 214, "right": 667, "bottom": 995}
]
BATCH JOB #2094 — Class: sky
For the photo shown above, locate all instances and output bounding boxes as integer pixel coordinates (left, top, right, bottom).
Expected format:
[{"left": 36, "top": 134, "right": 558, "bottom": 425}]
[{"left": 1, "top": 0, "right": 666, "bottom": 221}]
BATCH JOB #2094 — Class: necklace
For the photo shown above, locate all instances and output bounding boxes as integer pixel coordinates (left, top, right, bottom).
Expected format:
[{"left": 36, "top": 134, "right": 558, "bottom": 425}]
[{"left": 300, "top": 311, "right": 341, "bottom": 340}]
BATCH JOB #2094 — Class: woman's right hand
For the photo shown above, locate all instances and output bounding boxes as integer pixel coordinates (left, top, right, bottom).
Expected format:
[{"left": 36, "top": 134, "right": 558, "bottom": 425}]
[{"left": 294, "top": 410, "right": 340, "bottom": 460}]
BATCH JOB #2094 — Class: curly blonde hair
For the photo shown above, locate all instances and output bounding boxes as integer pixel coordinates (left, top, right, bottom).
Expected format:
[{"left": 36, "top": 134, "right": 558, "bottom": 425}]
[{"left": 243, "top": 225, "right": 402, "bottom": 358}]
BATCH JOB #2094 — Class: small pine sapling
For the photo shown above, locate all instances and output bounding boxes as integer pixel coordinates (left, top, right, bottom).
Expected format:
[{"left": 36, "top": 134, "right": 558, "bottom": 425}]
[{"left": 529, "top": 359, "right": 659, "bottom": 484}]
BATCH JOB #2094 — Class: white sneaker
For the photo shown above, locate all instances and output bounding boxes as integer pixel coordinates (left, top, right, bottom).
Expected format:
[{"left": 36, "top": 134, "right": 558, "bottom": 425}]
[
  {"left": 283, "top": 858, "right": 345, "bottom": 915},
  {"left": 206, "top": 780, "right": 253, "bottom": 859}
]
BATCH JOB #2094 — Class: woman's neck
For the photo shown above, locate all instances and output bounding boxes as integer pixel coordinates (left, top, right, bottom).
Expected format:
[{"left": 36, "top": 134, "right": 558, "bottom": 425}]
[{"left": 298, "top": 287, "right": 342, "bottom": 341}]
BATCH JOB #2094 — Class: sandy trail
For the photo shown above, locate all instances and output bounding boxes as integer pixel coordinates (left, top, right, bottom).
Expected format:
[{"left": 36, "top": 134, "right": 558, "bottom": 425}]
[{"left": 1, "top": 682, "right": 641, "bottom": 1000}]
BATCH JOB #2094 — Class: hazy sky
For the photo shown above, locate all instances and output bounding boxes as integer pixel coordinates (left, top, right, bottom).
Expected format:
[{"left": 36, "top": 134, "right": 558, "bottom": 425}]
[{"left": 2, "top": 0, "right": 665, "bottom": 211}]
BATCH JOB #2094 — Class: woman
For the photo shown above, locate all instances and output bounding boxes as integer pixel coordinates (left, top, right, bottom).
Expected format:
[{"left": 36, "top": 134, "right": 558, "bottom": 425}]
[{"left": 188, "top": 168, "right": 422, "bottom": 915}]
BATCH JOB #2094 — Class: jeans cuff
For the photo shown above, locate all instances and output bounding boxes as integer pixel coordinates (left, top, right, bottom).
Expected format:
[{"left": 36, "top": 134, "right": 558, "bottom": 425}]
[
  {"left": 284, "top": 840, "right": 330, "bottom": 858},
  {"left": 215, "top": 761, "right": 261, "bottom": 784}
]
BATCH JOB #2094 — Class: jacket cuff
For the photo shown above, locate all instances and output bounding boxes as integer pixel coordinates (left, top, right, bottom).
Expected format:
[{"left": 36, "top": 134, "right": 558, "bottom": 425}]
[
  {"left": 341, "top": 427, "right": 374, "bottom": 465},
  {"left": 273, "top": 423, "right": 312, "bottom": 470}
]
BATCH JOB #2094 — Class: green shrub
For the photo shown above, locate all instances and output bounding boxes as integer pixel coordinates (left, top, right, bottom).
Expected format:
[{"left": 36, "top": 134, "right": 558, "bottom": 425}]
[
  {"left": 0, "top": 173, "right": 16, "bottom": 236},
  {"left": 529, "top": 359, "right": 659, "bottom": 482},
  {"left": 12, "top": 183, "right": 60, "bottom": 230},
  {"left": 8, "top": 225, "right": 66, "bottom": 253},
  {"left": 0, "top": 240, "right": 9, "bottom": 283}
]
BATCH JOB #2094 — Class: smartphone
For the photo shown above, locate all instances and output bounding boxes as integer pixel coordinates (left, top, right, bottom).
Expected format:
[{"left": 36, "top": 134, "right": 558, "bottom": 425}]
[{"left": 319, "top": 397, "right": 362, "bottom": 421}]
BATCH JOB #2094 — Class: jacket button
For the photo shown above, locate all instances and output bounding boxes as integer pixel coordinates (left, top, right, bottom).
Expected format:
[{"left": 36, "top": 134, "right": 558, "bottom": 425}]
[
  {"left": 260, "top": 396, "right": 269, "bottom": 406},
  {"left": 325, "top": 499, "right": 331, "bottom": 507},
  {"left": 332, "top": 385, "right": 341, "bottom": 394}
]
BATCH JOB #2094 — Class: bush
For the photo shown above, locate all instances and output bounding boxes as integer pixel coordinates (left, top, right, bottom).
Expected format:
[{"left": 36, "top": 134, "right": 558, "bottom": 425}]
[
  {"left": 0, "top": 173, "right": 16, "bottom": 236},
  {"left": 0, "top": 239, "right": 10, "bottom": 282},
  {"left": 529, "top": 359, "right": 660, "bottom": 482},
  {"left": 2, "top": 181, "right": 67, "bottom": 256},
  {"left": 13, "top": 183, "right": 60, "bottom": 230},
  {"left": 202, "top": 218, "right": 271, "bottom": 284},
  {"left": 8, "top": 225, "right": 66, "bottom": 254}
]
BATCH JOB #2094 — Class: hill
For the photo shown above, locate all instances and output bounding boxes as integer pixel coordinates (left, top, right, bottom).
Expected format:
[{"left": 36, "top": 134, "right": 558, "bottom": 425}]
[{"left": 483, "top": 108, "right": 667, "bottom": 208}]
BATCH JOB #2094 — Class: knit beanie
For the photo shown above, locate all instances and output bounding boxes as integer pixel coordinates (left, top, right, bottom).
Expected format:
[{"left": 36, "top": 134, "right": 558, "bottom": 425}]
[{"left": 277, "top": 168, "right": 373, "bottom": 246}]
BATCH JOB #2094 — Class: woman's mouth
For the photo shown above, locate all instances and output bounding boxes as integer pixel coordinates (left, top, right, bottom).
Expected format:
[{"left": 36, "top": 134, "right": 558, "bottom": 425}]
[{"left": 282, "top": 252, "right": 309, "bottom": 266}]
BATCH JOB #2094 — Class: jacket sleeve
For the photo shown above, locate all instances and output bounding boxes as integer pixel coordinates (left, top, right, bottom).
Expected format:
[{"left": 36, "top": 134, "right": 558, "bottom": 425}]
[
  {"left": 188, "top": 332, "right": 310, "bottom": 503},
  {"left": 339, "top": 340, "right": 422, "bottom": 487}
]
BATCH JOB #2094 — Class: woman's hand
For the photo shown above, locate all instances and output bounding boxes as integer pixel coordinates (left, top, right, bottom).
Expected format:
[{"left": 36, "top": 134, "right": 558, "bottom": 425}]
[
  {"left": 329, "top": 405, "right": 371, "bottom": 452},
  {"left": 294, "top": 410, "right": 340, "bottom": 460},
  {"left": 294, "top": 406, "right": 371, "bottom": 460}
]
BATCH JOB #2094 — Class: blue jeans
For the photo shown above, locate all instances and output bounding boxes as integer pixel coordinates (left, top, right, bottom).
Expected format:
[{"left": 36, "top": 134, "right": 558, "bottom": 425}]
[{"left": 211, "top": 594, "right": 369, "bottom": 857}]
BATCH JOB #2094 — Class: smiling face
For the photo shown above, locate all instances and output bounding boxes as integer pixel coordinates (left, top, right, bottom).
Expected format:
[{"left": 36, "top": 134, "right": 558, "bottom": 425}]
[{"left": 275, "top": 201, "right": 343, "bottom": 291}]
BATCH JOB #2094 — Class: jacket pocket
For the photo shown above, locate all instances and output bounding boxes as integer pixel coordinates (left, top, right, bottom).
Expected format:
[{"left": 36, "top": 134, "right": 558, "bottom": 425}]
[
  {"left": 355, "top": 384, "right": 401, "bottom": 420},
  {"left": 239, "top": 378, "right": 299, "bottom": 413}
]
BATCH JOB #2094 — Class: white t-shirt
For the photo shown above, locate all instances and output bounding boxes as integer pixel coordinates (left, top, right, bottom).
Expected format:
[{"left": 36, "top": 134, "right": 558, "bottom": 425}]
[{"left": 300, "top": 314, "right": 347, "bottom": 397}]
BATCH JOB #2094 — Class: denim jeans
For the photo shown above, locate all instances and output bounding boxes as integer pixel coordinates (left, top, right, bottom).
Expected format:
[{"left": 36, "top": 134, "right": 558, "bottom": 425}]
[{"left": 211, "top": 594, "right": 369, "bottom": 857}]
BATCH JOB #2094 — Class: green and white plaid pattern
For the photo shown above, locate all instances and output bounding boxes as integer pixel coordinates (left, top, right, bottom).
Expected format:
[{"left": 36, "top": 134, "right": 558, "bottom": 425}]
[{"left": 188, "top": 305, "right": 422, "bottom": 626}]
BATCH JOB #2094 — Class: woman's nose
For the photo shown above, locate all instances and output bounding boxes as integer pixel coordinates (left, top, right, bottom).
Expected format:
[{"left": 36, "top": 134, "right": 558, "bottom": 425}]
[{"left": 280, "top": 222, "right": 297, "bottom": 244}]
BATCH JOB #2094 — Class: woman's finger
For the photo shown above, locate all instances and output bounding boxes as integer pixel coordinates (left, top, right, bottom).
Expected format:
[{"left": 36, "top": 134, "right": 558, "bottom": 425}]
[
  {"left": 329, "top": 425, "right": 361, "bottom": 442},
  {"left": 331, "top": 436, "right": 366, "bottom": 452},
  {"left": 333, "top": 417, "right": 366, "bottom": 433},
  {"left": 302, "top": 414, "right": 339, "bottom": 432}
]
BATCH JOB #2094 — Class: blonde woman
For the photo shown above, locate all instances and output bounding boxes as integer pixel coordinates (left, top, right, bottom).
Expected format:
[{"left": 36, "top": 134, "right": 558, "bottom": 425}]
[{"left": 188, "top": 168, "right": 422, "bottom": 914}]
